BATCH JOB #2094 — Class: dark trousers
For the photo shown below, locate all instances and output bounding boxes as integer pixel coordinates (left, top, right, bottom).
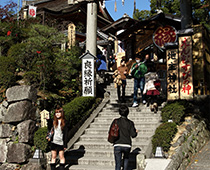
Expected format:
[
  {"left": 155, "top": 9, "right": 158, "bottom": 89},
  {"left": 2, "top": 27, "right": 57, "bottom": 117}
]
[
  {"left": 117, "top": 80, "right": 126, "bottom": 102},
  {"left": 133, "top": 77, "right": 145, "bottom": 103},
  {"left": 114, "top": 146, "right": 131, "bottom": 170}
]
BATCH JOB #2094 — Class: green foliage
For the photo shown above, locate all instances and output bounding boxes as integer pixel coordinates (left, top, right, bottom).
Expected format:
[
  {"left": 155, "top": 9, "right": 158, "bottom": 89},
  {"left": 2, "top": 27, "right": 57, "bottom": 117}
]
[
  {"left": 161, "top": 101, "right": 185, "bottom": 125},
  {"left": 34, "top": 127, "right": 50, "bottom": 152},
  {"left": 0, "top": 55, "right": 16, "bottom": 88},
  {"left": 152, "top": 122, "right": 177, "bottom": 153},
  {"left": 55, "top": 46, "right": 82, "bottom": 98},
  {"left": 7, "top": 24, "right": 66, "bottom": 90},
  {"left": 63, "top": 96, "right": 96, "bottom": 128},
  {"left": 13, "top": 136, "right": 19, "bottom": 144},
  {"left": 149, "top": 0, "right": 210, "bottom": 25},
  {"left": 23, "top": 71, "right": 40, "bottom": 85},
  {"left": 133, "top": 9, "right": 151, "bottom": 20},
  {"left": 150, "top": 0, "right": 180, "bottom": 15}
]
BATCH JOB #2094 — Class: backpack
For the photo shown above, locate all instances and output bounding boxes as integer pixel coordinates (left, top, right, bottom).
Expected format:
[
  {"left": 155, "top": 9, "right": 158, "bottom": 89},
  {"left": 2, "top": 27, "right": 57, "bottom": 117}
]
[{"left": 108, "top": 119, "right": 119, "bottom": 143}]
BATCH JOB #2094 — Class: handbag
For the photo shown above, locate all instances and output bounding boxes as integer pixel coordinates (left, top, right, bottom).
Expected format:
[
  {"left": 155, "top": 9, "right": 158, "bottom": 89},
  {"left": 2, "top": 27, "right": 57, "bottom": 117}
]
[
  {"left": 46, "top": 127, "right": 54, "bottom": 141},
  {"left": 108, "top": 119, "right": 119, "bottom": 143}
]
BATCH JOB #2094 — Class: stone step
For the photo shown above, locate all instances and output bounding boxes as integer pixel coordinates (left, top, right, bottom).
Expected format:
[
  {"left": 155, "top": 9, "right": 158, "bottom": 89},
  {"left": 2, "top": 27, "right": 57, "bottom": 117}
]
[
  {"left": 89, "top": 122, "right": 159, "bottom": 129},
  {"left": 98, "top": 111, "right": 161, "bottom": 117},
  {"left": 73, "top": 141, "right": 148, "bottom": 151},
  {"left": 79, "top": 134, "right": 152, "bottom": 142},
  {"left": 69, "top": 164, "right": 114, "bottom": 170},
  {"left": 84, "top": 128, "right": 155, "bottom": 136},
  {"left": 67, "top": 154, "right": 139, "bottom": 168},
  {"left": 66, "top": 148, "right": 140, "bottom": 159},
  {"left": 68, "top": 158, "right": 136, "bottom": 169},
  {"left": 93, "top": 117, "right": 161, "bottom": 123},
  {"left": 103, "top": 106, "right": 159, "bottom": 113}
]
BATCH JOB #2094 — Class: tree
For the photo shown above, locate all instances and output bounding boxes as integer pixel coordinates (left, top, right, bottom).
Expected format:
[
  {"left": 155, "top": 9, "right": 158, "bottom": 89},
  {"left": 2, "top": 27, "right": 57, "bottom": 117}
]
[
  {"left": 150, "top": 0, "right": 180, "bottom": 15},
  {"left": 133, "top": 9, "right": 151, "bottom": 21},
  {"left": 55, "top": 46, "right": 82, "bottom": 99},
  {"left": 0, "top": 1, "right": 17, "bottom": 21},
  {"left": 7, "top": 24, "right": 66, "bottom": 90},
  {"left": 0, "top": 18, "right": 82, "bottom": 105},
  {"left": 149, "top": 0, "right": 210, "bottom": 26}
]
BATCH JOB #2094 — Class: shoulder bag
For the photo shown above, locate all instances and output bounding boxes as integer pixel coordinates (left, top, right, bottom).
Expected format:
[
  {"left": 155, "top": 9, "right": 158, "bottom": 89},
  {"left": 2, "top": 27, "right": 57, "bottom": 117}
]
[{"left": 108, "top": 119, "right": 119, "bottom": 143}]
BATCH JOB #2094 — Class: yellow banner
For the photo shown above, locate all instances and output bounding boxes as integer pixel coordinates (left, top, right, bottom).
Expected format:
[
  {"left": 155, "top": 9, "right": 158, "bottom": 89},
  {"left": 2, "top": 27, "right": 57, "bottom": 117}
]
[{"left": 167, "top": 49, "right": 179, "bottom": 100}]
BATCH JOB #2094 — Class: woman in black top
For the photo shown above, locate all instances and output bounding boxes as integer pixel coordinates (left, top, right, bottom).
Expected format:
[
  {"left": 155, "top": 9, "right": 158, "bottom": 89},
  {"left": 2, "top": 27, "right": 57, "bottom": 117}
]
[
  {"left": 109, "top": 105, "right": 138, "bottom": 170},
  {"left": 46, "top": 105, "right": 69, "bottom": 170}
]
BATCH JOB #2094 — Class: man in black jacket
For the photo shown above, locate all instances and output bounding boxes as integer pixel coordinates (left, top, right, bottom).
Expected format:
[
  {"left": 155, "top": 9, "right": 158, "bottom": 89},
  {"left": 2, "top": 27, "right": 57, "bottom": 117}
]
[{"left": 109, "top": 105, "right": 138, "bottom": 170}]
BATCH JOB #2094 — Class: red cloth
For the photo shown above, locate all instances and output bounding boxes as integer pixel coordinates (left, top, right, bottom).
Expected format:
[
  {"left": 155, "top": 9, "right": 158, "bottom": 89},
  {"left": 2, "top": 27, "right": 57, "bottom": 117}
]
[
  {"left": 154, "top": 80, "right": 161, "bottom": 87},
  {"left": 147, "top": 89, "right": 160, "bottom": 96}
]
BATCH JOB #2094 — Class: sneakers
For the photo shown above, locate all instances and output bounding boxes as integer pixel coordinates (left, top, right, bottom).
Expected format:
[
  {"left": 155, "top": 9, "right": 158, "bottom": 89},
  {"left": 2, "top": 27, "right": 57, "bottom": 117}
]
[
  {"left": 132, "top": 103, "right": 138, "bottom": 107},
  {"left": 143, "top": 100, "right": 146, "bottom": 104}
]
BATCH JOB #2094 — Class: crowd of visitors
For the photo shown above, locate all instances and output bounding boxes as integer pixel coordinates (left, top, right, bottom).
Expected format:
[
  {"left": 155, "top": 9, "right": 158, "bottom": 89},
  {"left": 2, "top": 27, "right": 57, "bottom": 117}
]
[{"left": 96, "top": 48, "right": 162, "bottom": 112}]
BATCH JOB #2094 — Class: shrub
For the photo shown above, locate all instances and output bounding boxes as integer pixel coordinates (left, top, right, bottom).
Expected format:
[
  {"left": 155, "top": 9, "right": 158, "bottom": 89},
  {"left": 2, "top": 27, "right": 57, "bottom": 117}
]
[
  {"left": 0, "top": 56, "right": 16, "bottom": 88},
  {"left": 152, "top": 122, "right": 177, "bottom": 153},
  {"left": 161, "top": 101, "right": 185, "bottom": 124},
  {"left": 23, "top": 71, "right": 40, "bottom": 85},
  {"left": 34, "top": 127, "right": 50, "bottom": 152},
  {"left": 63, "top": 96, "right": 96, "bottom": 128}
]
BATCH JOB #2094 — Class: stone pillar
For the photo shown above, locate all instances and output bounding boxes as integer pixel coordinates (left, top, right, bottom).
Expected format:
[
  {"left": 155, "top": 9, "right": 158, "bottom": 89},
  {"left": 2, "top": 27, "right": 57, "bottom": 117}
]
[{"left": 86, "top": 2, "right": 97, "bottom": 56}]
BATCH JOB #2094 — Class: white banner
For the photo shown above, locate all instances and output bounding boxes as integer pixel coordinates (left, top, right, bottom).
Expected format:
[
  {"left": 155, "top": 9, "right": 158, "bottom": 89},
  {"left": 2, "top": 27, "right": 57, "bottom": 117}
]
[
  {"left": 82, "top": 58, "right": 95, "bottom": 97},
  {"left": 28, "top": 5, "right": 37, "bottom": 18}
]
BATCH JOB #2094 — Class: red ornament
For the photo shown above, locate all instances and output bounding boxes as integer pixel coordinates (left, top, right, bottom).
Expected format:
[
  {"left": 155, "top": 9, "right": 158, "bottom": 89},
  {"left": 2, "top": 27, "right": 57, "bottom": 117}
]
[
  {"left": 7, "top": 31, "right": 11, "bottom": 36},
  {"left": 36, "top": 51, "right": 41, "bottom": 54},
  {"left": 153, "top": 25, "right": 177, "bottom": 48}
]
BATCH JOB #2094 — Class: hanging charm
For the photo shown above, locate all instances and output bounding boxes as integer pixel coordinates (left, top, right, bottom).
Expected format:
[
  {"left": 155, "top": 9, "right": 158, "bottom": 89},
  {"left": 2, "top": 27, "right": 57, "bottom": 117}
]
[{"left": 114, "top": 0, "right": 117, "bottom": 12}]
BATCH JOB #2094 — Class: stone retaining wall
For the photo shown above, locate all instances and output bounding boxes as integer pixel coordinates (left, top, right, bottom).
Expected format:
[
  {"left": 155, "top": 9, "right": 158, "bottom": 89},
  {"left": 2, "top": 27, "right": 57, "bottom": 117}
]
[
  {"left": 166, "top": 118, "right": 210, "bottom": 170},
  {"left": 0, "top": 85, "right": 38, "bottom": 170}
]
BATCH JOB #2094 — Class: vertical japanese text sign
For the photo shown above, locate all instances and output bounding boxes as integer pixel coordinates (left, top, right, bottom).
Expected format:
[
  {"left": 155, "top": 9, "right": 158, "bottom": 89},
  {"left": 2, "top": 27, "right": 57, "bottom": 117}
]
[
  {"left": 80, "top": 51, "right": 97, "bottom": 97},
  {"left": 179, "top": 36, "right": 193, "bottom": 99},
  {"left": 166, "top": 46, "right": 179, "bottom": 100}
]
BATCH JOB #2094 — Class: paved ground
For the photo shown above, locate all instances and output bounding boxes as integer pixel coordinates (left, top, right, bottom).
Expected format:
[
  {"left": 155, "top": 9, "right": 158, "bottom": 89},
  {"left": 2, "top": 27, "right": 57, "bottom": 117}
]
[
  {"left": 186, "top": 140, "right": 210, "bottom": 170},
  {"left": 145, "top": 159, "right": 171, "bottom": 170}
]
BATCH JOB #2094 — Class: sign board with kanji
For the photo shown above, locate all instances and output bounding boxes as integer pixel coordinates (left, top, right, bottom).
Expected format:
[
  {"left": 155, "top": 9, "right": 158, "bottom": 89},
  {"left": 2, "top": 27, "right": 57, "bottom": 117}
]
[
  {"left": 153, "top": 25, "right": 177, "bottom": 49},
  {"left": 179, "top": 36, "right": 193, "bottom": 99},
  {"left": 40, "top": 109, "right": 49, "bottom": 127},
  {"left": 80, "top": 51, "right": 97, "bottom": 97},
  {"left": 166, "top": 48, "right": 179, "bottom": 100}
]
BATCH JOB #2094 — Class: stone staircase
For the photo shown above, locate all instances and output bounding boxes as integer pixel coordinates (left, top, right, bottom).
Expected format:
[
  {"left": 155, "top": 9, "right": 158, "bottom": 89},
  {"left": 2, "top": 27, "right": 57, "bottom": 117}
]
[{"left": 65, "top": 76, "right": 162, "bottom": 170}]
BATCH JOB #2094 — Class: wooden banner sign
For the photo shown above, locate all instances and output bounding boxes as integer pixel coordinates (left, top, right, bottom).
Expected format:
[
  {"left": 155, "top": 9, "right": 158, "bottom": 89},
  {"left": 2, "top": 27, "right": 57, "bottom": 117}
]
[
  {"left": 80, "top": 51, "right": 97, "bottom": 97},
  {"left": 179, "top": 36, "right": 193, "bottom": 99},
  {"left": 166, "top": 49, "right": 179, "bottom": 100},
  {"left": 68, "top": 23, "right": 76, "bottom": 48}
]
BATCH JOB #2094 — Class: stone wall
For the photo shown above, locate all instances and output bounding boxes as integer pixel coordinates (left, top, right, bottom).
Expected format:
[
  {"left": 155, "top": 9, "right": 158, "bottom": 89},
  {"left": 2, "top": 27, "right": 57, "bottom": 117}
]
[
  {"left": 0, "top": 85, "right": 38, "bottom": 169},
  {"left": 166, "top": 117, "right": 210, "bottom": 170}
]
